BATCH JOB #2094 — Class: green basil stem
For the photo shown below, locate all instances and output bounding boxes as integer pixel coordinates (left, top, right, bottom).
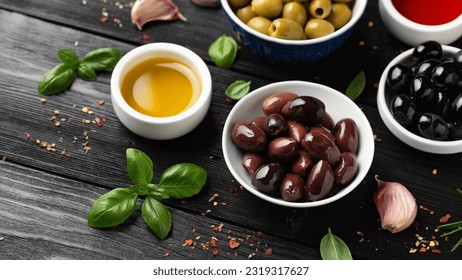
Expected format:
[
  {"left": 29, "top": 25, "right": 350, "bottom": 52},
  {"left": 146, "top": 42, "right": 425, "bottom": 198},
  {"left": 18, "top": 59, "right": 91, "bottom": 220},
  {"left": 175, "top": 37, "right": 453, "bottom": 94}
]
[
  {"left": 441, "top": 227, "right": 462, "bottom": 237},
  {"left": 437, "top": 220, "right": 462, "bottom": 230},
  {"left": 451, "top": 237, "right": 462, "bottom": 252}
]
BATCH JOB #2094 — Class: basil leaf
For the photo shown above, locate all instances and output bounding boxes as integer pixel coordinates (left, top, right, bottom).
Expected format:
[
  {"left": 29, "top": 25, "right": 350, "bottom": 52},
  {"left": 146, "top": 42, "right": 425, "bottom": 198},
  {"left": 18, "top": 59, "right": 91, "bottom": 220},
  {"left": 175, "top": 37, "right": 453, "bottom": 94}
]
[
  {"left": 142, "top": 196, "right": 171, "bottom": 240},
  {"left": 320, "top": 228, "right": 353, "bottom": 260},
  {"left": 87, "top": 188, "right": 138, "bottom": 228},
  {"left": 131, "top": 184, "right": 148, "bottom": 196},
  {"left": 148, "top": 184, "right": 170, "bottom": 200},
  {"left": 57, "top": 49, "right": 79, "bottom": 68},
  {"left": 82, "top": 48, "right": 122, "bottom": 71},
  {"left": 208, "top": 35, "right": 238, "bottom": 69},
  {"left": 158, "top": 163, "right": 207, "bottom": 198},
  {"left": 345, "top": 71, "right": 366, "bottom": 101},
  {"left": 126, "top": 148, "right": 153, "bottom": 186},
  {"left": 457, "top": 188, "right": 462, "bottom": 197},
  {"left": 77, "top": 63, "right": 97, "bottom": 81},
  {"left": 38, "top": 64, "right": 75, "bottom": 95},
  {"left": 225, "top": 80, "right": 251, "bottom": 100}
]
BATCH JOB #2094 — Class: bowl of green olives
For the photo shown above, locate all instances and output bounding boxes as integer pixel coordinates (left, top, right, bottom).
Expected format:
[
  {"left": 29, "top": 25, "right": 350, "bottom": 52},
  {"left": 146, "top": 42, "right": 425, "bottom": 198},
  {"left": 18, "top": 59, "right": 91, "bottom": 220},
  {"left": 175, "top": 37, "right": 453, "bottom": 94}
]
[
  {"left": 377, "top": 41, "right": 462, "bottom": 154},
  {"left": 222, "top": 81, "right": 375, "bottom": 208},
  {"left": 221, "top": 0, "right": 367, "bottom": 63}
]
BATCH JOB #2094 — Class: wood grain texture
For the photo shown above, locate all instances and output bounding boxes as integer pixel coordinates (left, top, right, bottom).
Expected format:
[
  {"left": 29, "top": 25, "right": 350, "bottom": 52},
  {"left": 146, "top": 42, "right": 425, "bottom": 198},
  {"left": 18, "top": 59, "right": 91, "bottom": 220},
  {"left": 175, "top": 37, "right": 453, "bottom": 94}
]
[{"left": 0, "top": 2, "right": 462, "bottom": 260}]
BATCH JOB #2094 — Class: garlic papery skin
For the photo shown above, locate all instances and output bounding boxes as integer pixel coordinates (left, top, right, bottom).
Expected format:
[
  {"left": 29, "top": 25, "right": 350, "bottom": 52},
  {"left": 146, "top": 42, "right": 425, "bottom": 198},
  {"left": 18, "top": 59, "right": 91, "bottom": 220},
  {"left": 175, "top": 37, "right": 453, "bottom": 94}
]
[
  {"left": 131, "top": 0, "right": 187, "bottom": 31},
  {"left": 373, "top": 176, "right": 418, "bottom": 234}
]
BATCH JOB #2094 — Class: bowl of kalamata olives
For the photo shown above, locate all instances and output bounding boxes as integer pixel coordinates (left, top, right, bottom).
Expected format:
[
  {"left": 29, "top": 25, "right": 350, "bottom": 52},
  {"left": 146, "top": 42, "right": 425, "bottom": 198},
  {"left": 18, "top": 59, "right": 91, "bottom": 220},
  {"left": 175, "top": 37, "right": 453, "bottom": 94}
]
[
  {"left": 377, "top": 41, "right": 462, "bottom": 154},
  {"left": 222, "top": 81, "right": 375, "bottom": 208}
]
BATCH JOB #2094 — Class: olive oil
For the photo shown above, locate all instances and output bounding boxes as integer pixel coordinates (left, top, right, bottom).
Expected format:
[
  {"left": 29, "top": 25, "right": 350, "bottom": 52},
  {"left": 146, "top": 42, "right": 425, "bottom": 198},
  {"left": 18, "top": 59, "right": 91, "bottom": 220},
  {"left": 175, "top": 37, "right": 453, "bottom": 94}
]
[{"left": 121, "top": 58, "right": 201, "bottom": 117}]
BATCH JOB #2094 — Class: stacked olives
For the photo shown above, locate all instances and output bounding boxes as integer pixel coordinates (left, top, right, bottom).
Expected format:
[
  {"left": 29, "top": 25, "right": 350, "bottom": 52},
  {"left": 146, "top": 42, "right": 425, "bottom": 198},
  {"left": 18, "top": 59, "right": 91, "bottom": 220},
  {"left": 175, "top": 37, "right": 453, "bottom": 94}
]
[
  {"left": 230, "top": 92, "right": 360, "bottom": 202},
  {"left": 229, "top": 0, "right": 354, "bottom": 40},
  {"left": 387, "top": 41, "right": 462, "bottom": 141}
]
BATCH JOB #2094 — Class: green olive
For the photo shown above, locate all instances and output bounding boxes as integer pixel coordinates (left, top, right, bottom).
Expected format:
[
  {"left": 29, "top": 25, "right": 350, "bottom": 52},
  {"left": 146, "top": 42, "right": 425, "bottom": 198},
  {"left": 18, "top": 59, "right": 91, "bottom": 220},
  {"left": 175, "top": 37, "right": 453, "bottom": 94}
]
[
  {"left": 334, "top": 0, "right": 353, "bottom": 3},
  {"left": 268, "top": 18, "right": 305, "bottom": 40},
  {"left": 282, "top": 2, "right": 307, "bottom": 27},
  {"left": 237, "top": 5, "right": 257, "bottom": 24},
  {"left": 304, "top": 18, "right": 334, "bottom": 39},
  {"left": 309, "top": 0, "right": 332, "bottom": 19},
  {"left": 229, "top": 0, "right": 251, "bottom": 9},
  {"left": 247, "top": 16, "right": 273, "bottom": 35},
  {"left": 251, "top": 0, "right": 283, "bottom": 19},
  {"left": 282, "top": 0, "right": 308, "bottom": 4},
  {"left": 326, "top": 3, "right": 351, "bottom": 29}
]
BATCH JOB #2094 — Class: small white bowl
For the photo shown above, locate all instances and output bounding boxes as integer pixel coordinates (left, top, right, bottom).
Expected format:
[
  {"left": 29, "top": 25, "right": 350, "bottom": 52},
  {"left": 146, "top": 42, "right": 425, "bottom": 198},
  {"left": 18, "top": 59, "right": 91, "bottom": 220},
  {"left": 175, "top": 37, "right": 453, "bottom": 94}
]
[
  {"left": 379, "top": 0, "right": 462, "bottom": 46},
  {"left": 377, "top": 45, "right": 462, "bottom": 154},
  {"left": 222, "top": 81, "right": 375, "bottom": 208},
  {"left": 111, "top": 43, "right": 212, "bottom": 140}
]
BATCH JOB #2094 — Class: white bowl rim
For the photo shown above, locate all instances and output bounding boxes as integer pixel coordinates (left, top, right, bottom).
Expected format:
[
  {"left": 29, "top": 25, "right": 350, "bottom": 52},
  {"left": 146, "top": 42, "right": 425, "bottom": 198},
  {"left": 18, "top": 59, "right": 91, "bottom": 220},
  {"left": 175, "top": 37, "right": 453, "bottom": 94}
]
[
  {"left": 381, "top": 0, "right": 462, "bottom": 32},
  {"left": 111, "top": 42, "right": 212, "bottom": 125},
  {"left": 222, "top": 80, "right": 375, "bottom": 208},
  {"left": 220, "top": 0, "right": 367, "bottom": 46},
  {"left": 377, "top": 45, "right": 462, "bottom": 154}
]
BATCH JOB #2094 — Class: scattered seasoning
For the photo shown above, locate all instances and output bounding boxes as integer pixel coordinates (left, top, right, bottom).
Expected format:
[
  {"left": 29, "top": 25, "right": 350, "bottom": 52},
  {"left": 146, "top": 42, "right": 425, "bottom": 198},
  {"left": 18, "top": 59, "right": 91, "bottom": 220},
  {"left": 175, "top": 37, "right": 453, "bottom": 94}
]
[
  {"left": 373, "top": 134, "right": 382, "bottom": 142},
  {"left": 24, "top": 132, "right": 30, "bottom": 140},
  {"left": 1, "top": 155, "right": 7, "bottom": 161},
  {"left": 210, "top": 237, "right": 218, "bottom": 247},
  {"left": 40, "top": 98, "right": 47, "bottom": 103},
  {"left": 208, "top": 193, "right": 218, "bottom": 202},
  {"left": 264, "top": 248, "right": 273, "bottom": 256},
  {"left": 82, "top": 106, "right": 90, "bottom": 113},
  {"left": 439, "top": 214, "right": 451, "bottom": 223},
  {"left": 419, "top": 205, "right": 434, "bottom": 215},
  {"left": 61, "top": 150, "right": 71, "bottom": 157},
  {"left": 163, "top": 252, "right": 170, "bottom": 257},
  {"left": 432, "top": 169, "right": 438, "bottom": 175},
  {"left": 212, "top": 249, "right": 220, "bottom": 256},
  {"left": 358, "top": 41, "right": 365, "bottom": 47},
  {"left": 0, "top": 235, "right": 4, "bottom": 241},
  {"left": 256, "top": 231, "right": 263, "bottom": 237},
  {"left": 74, "top": 41, "right": 79, "bottom": 47},
  {"left": 183, "top": 239, "right": 194, "bottom": 246},
  {"left": 54, "top": 109, "right": 60, "bottom": 115},
  {"left": 99, "top": 17, "right": 109, "bottom": 23},
  {"left": 368, "top": 21, "right": 374, "bottom": 28},
  {"left": 94, "top": 117, "right": 105, "bottom": 127},
  {"left": 54, "top": 121, "right": 61, "bottom": 127},
  {"left": 81, "top": 0, "right": 87, "bottom": 5},
  {"left": 248, "top": 253, "right": 256, "bottom": 259},
  {"left": 180, "top": 199, "right": 188, "bottom": 205},
  {"left": 229, "top": 239, "right": 240, "bottom": 249},
  {"left": 140, "top": 34, "right": 151, "bottom": 41}
]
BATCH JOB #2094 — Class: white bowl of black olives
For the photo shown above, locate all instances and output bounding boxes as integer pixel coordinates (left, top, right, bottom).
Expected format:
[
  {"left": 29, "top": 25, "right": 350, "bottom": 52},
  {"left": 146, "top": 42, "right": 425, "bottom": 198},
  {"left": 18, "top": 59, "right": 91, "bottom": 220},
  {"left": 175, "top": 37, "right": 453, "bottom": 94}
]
[
  {"left": 222, "top": 81, "right": 374, "bottom": 208},
  {"left": 377, "top": 41, "right": 462, "bottom": 154}
]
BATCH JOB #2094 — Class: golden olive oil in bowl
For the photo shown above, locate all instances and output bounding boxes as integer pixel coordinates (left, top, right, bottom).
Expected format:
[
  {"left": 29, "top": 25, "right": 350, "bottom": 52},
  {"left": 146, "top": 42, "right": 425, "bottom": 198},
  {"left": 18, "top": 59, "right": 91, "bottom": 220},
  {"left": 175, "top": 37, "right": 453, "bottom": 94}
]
[{"left": 121, "top": 58, "right": 201, "bottom": 117}]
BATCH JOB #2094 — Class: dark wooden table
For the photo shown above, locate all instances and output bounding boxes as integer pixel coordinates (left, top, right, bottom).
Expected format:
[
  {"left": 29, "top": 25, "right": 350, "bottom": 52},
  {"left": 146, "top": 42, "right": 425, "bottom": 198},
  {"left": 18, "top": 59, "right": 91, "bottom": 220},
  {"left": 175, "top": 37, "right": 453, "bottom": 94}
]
[{"left": 1, "top": 0, "right": 461, "bottom": 260}]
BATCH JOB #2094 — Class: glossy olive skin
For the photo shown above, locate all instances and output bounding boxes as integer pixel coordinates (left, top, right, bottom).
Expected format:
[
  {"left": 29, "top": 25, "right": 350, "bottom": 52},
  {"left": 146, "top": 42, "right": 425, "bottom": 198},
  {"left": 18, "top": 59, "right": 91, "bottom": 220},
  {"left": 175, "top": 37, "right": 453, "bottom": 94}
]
[
  {"left": 281, "top": 96, "right": 325, "bottom": 125},
  {"left": 280, "top": 173, "right": 305, "bottom": 201},
  {"left": 432, "top": 61, "right": 461, "bottom": 88},
  {"left": 309, "top": 126, "right": 334, "bottom": 142},
  {"left": 282, "top": 2, "right": 307, "bottom": 27},
  {"left": 454, "top": 50, "right": 462, "bottom": 68},
  {"left": 250, "top": 116, "right": 266, "bottom": 130},
  {"left": 288, "top": 121, "right": 308, "bottom": 143},
  {"left": 269, "top": 18, "right": 305, "bottom": 40},
  {"left": 417, "top": 113, "right": 450, "bottom": 140},
  {"left": 390, "top": 94, "right": 417, "bottom": 127},
  {"left": 326, "top": 3, "right": 351, "bottom": 29},
  {"left": 301, "top": 131, "right": 341, "bottom": 166},
  {"left": 268, "top": 137, "right": 297, "bottom": 162},
  {"left": 291, "top": 150, "right": 314, "bottom": 177},
  {"left": 229, "top": 0, "right": 251, "bottom": 9},
  {"left": 333, "top": 118, "right": 359, "bottom": 153},
  {"left": 410, "top": 74, "right": 436, "bottom": 109},
  {"left": 434, "top": 90, "right": 451, "bottom": 118},
  {"left": 261, "top": 92, "right": 298, "bottom": 115},
  {"left": 386, "top": 64, "right": 412, "bottom": 92},
  {"left": 263, "top": 113, "right": 288, "bottom": 137},
  {"left": 413, "top": 59, "right": 440, "bottom": 77},
  {"left": 308, "top": 0, "right": 332, "bottom": 19},
  {"left": 231, "top": 122, "right": 267, "bottom": 152},
  {"left": 305, "top": 160, "right": 334, "bottom": 201},
  {"left": 242, "top": 152, "right": 266, "bottom": 175},
  {"left": 412, "top": 41, "right": 443, "bottom": 62},
  {"left": 237, "top": 5, "right": 257, "bottom": 24},
  {"left": 450, "top": 93, "right": 462, "bottom": 122},
  {"left": 449, "top": 121, "right": 462, "bottom": 140},
  {"left": 304, "top": 19, "right": 335, "bottom": 39},
  {"left": 247, "top": 16, "right": 272, "bottom": 35},
  {"left": 251, "top": 163, "right": 286, "bottom": 192},
  {"left": 321, "top": 112, "right": 335, "bottom": 131},
  {"left": 334, "top": 152, "right": 358, "bottom": 186},
  {"left": 251, "top": 0, "right": 283, "bottom": 19}
]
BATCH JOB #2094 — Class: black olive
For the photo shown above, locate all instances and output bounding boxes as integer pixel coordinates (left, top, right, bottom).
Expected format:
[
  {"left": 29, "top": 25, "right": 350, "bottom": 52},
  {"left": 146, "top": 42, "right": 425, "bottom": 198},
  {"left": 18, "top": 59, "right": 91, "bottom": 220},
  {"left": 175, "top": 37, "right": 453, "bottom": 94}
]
[
  {"left": 432, "top": 61, "right": 461, "bottom": 88},
  {"left": 386, "top": 64, "right": 412, "bottom": 92},
  {"left": 281, "top": 96, "right": 325, "bottom": 125},
  {"left": 263, "top": 113, "right": 288, "bottom": 138},
  {"left": 417, "top": 113, "right": 450, "bottom": 140},
  {"left": 450, "top": 93, "right": 462, "bottom": 122},
  {"left": 412, "top": 41, "right": 442, "bottom": 62},
  {"left": 390, "top": 94, "right": 417, "bottom": 127},
  {"left": 433, "top": 89, "right": 452, "bottom": 118},
  {"left": 449, "top": 121, "right": 462, "bottom": 140},
  {"left": 413, "top": 59, "right": 440, "bottom": 77},
  {"left": 410, "top": 74, "right": 435, "bottom": 109},
  {"left": 251, "top": 163, "right": 286, "bottom": 192},
  {"left": 454, "top": 50, "right": 462, "bottom": 69}
]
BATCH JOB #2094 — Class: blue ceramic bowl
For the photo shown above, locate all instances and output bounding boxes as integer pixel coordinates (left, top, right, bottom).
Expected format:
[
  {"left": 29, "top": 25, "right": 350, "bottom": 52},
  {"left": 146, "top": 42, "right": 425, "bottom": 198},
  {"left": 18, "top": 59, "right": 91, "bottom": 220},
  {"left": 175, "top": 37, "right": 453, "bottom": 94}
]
[{"left": 221, "top": 0, "right": 367, "bottom": 63}]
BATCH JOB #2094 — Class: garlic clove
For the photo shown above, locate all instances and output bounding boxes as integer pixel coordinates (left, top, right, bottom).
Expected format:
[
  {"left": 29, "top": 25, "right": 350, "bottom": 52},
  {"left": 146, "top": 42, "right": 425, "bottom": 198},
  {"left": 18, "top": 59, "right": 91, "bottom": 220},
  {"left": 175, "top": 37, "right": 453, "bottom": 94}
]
[
  {"left": 131, "top": 0, "right": 187, "bottom": 31},
  {"left": 191, "top": 0, "right": 220, "bottom": 7},
  {"left": 373, "top": 175, "right": 417, "bottom": 234}
]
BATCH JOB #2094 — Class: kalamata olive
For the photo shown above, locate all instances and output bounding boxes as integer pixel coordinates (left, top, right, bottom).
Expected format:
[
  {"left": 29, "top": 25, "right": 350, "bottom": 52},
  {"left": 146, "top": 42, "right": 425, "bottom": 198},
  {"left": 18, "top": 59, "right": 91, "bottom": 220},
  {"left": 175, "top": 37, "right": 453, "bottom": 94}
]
[
  {"left": 413, "top": 59, "right": 440, "bottom": 77},
  {"left": 301, "top": 131, "right": 341, "bottom": 166},
  {"left": 410, "top": 74, "right": 436, "bottom": 109},
  {"left": 242, "top": 152, "right": 266, "bottom": 175},
  {"left": 412, "top": 41, "right": 442, "bottom": 62},
  {"left": 334, "top": 152, "right": 358, "bottom": 186},
  {"left": 321, "top": 112, "right": 335, "bottom": 131},
  {"left": 291, "top": 150, "right": 314, "bottom": 177},
  {"left": 250, "top": 116, "right": 266, "bottom": 130},
  {"left": 251, "top": 163, "right": 285, "bottom": 192},
  {"left": 450, "top": 93, "right": 462, "bottom": 122},
  {"left": 434, "top": 89, "right": 452, "bottom": 118},
  {"left": 280, "top": 174, "right": 305, "bottom": 201},
  {"left": 449, "top": 121, "right": 462, "bottom": 140},
  {"left": 309, "top": 126, "right": 334, "bottom": 142},
  {"left": 268, "top": 137, "right": 297, "bottom": 163},
  {"left": 281, "top": 96, "right": 325, "bottom": 125},
  {"left": 390, "top": 94, "right": 417, "bottom": 127},
  {"left": 261, "top": 92, "right": 298, "bottom": 115},
  {"left": 333, "top": 118, "right": 359, "bottom": 154},
  {"left": 417, "top": 113, "right": 450, "bottom": 140},
  {"left": 305, "top": 160, "right": 334, "bottom": 201},
  {"left": 287, "top": 121, "right": 308, "bottom": 143},
  {"left": 432, "top": 61, "right": 461, "bottom": 88},
  {"left": 231, "top": 122, "right": 267, "bottom": 152},
  {"left": 386, "top": 64, "right": 412, "bottom": 92},
  {"left": 263, "top": 113, "right": 288, "bottom": 137}
]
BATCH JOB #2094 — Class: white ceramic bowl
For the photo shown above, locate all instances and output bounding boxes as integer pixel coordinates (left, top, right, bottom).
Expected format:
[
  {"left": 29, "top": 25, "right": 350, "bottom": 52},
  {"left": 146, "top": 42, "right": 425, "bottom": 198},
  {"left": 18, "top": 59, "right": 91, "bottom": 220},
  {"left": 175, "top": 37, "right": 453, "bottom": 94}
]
[
  {"left": 379, "top": 0, "right": 462, "bottom": 46},
  {"left": 377, "top": 45, "right": 462, "bottom": 154},
  {"left": 111, "top": 43, "right": 212, "bottom": 140},
  {"left": 222, "top": 81, "right": 375, "bottom": 208}
]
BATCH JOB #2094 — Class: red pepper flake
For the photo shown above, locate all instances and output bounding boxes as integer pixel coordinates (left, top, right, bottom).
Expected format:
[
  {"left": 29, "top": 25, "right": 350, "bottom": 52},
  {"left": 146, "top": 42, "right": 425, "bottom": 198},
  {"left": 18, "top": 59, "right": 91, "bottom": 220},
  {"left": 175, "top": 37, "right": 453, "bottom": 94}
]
[
  {"left": 94, "top": 117, "right": 105, "bottom": 127},
  {"left": 419, "top": 205, "right": 434, "bottom": 215},
  {"left": 24, "top": 132, "right": 30, "bottom": 140},
  {"left": 180, "top": 199, "right": 188, "bottom": 205},
  {"left": 183, "top": 239, "right": 194, "bottom": 246},
  {"left": 163, "top": 252, "right": 170, "bottom": 257},
  {"left": 61, "top": 150, "right": 71, "bottom": 157},
  {"left": 213, "top": 223, "right": 224, "bottom": 233},
  {"left": 264, "top": 248, "right": 273, "bottom": 256},
  {"left": 419, "top": 247, "right": 427, "bottom": 253},
  {"left": 208, "top": 193, "right": 218, "bottom": 202},
  {"left": 230, "top": 187, "right": 239, "bottom": 196},
  {"left": 1, "top": 155, "right": 7, "bottom": 161},
  {"left": 212, "top": 249, "right": 220, "bottom": 256},
  {"left": 192, "top": 228, "right": 197, "bottom": 234},
  {"left": 225, "top": 97, "right": 234, "bottom": 103},
  {"left": 99, "top": 17, "right": 109, "bottom": 23},
  {"left": 256, "top": 231, "right": 263, "bottom": 238},
  {"left": 439, "top": 214, "right": 451, "bottom": 223},
  {"left": 229, "top": 240, "right": 240, "bottom": 249},
  {"left": 210, "top": 237, "right": 218, "bottom": 247},
  {"left": 140, "top": 34, "right": 151, "bottom": 40},
  {"left": 431, "top": 249, "right": 441, "bottom": 254},
  {"left": 246, "top": 235, "right": 254, "bottom": 244}
]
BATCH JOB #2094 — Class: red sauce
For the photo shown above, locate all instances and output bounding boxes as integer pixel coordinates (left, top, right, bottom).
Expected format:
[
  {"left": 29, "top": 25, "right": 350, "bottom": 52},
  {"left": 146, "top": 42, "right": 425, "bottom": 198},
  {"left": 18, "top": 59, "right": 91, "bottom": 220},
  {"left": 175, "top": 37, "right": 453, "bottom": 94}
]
[{"left": 392, "top": 0, "right": 462, "bottom": 25}]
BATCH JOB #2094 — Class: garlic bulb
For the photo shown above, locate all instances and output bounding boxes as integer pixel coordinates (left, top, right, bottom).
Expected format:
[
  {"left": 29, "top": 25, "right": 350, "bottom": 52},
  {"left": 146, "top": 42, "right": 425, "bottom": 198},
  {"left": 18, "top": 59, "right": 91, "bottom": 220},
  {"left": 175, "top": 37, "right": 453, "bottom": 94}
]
[
  {"left": 131, "top": 0, "right": 187, "bottom": 31},
  {"left": 373, "top": 175, "right": 417, "bottom": 233}
]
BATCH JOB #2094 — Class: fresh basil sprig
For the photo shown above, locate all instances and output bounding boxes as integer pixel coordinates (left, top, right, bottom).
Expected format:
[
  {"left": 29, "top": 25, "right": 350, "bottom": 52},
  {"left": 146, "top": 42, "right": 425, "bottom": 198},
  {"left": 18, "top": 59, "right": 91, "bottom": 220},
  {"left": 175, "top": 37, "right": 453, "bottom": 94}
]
[
  {"left": 225, "top": 80, "right": 251, "bottom": 100},
  {"left": 320, "top": 228, "right": 353, "bottom": 260},
  {"left": 87, "top": 148, "right": 207, "bottom": 240},
  {"left": 208, "top": 35, "right": 238, "bottom": 69},
  {"left": 437, "top": 188, "right": 462, "bottom": 252},
  {"left": 345, "top": 70, "right": 366, "bottom": 101},
  {"left": 38, "top": 48, "right": 122, "bottom": 95}
]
